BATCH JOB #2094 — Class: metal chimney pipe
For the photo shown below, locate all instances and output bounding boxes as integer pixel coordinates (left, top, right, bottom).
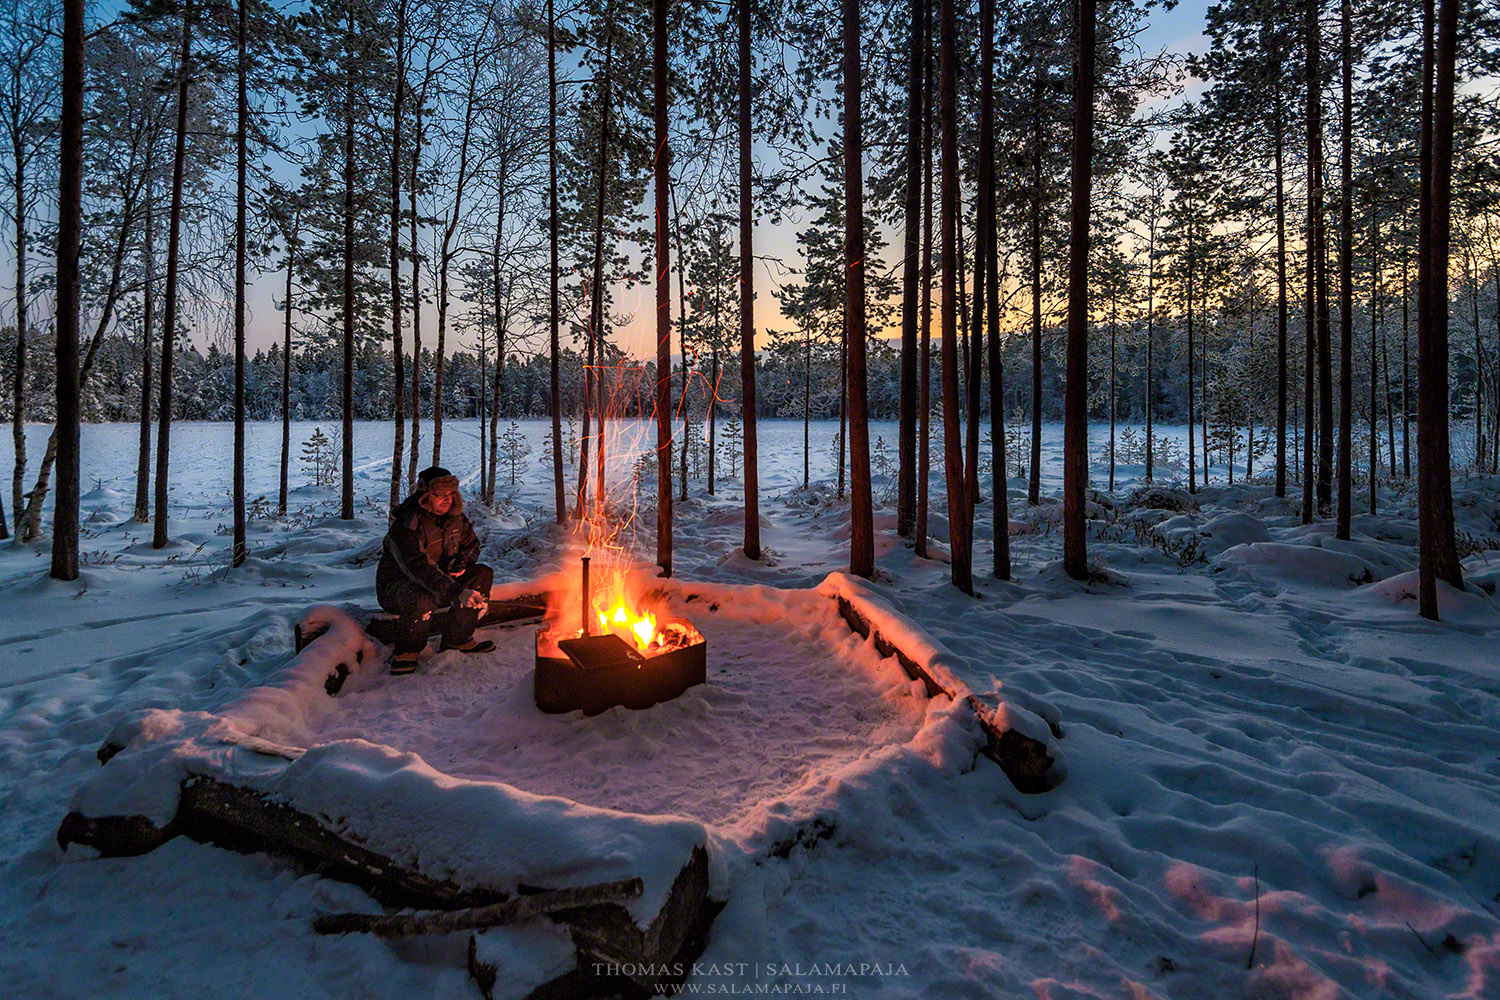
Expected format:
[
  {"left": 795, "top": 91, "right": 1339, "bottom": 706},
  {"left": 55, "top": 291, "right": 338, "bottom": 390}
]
[{"left": 581, "top": 556, "right": 591, "bottom": 635}]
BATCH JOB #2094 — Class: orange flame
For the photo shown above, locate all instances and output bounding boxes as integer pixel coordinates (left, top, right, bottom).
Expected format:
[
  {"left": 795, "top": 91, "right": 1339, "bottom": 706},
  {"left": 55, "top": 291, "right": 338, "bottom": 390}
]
[{"left": 598, "top": 596, "right": 661, "bottom": 652}]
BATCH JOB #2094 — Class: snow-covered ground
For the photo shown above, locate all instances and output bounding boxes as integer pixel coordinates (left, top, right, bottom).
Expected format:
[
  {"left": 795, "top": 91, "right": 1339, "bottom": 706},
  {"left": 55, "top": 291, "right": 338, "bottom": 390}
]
[{"left": 2, "top": 418, "right": 1499, "bottom": 999}]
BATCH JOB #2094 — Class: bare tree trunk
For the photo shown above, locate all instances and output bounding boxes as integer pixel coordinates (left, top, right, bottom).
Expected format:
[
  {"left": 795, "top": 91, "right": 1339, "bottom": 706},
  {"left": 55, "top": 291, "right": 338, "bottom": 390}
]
[
  {"left": 1145, "top": 203, "right": 1156, "bottom": 485},
  {"left": 408, "top": 96, "right": 424, "bottom": 492},
  {"left": 1371, "top": 205, "right": 1381, "bottom": 513},
  {"left": 1302, "top": 0, "right": 1319, "bottom": 525},
  {"left": 232, "top": 0, "right": 248, "bottom": 565},
  {"left": 1061, "top": 0, "right": 1094, "bottom": 582},
  {"left": 1401, "top": 253, "right": 1410, "bottom": 478},
  {"left": 845, "top": 0, "right": 873, "bottom": 579},
  {"left": 1312, "top": 0, "right": 1333, "bottom": 520},
  {"left": 152, "top": 0, "right": 193, "bottom": 550},
  {"left": 280, "top": 209, "right": 296, "bottom": 516},
  {"left": 654, "top": 0, "right": 672, "bottom": 577},
  {"left": 1187, "top": 223, "right": 1196, "bottom": 494},
  {"left": 738, "top": 0, "right": 760, "bottom": 560},
  {"left": 340, "top": 5, "right": 355, "bottom": 522},
  {"left": 389, "top": 9, "right": 406, "bottom": 513},
  {"left": 980, "top": 0, "right": 1007, "bottom": 580},
  {"left": 11, "top": 93, "right": 27, "bottom": 534},
  {"left": 1335, "top": 0, "right": 1352, "bottom": 541},
  {"left": 938, "top": 0, "right": 971, "bottom": 594},
  {"left": 1273, "top": 95, "right": 1289, "bottom": 498},
  {"left": 134, "top": 153, "right": 156, "bottom": 524},
  {"left": 50, "top": 0, "right": 83, "bottom": 581},
  {"left": 897, "top": 0, "right": 923, "bottom": 539},
  {"left": 916, "top": 10, "right": 932, "bottom": 558},
  {"left": 1028, "top": 73, "right": 1043, "bottom": 508},
  {"left": 578, "top": 13, "right": 614, "bottom": 520},
  {"left": 548, "top": 0, "right": 563, "bottom": 522},
  {"left": 1416, "top": 0, "right": 1463, "bottom": 619}
]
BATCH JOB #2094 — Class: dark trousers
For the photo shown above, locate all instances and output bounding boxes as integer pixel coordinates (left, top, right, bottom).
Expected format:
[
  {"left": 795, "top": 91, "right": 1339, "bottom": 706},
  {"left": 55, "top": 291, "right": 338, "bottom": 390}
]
[{"left": 378, "top": 564, "right": 494, "bottom": 654}]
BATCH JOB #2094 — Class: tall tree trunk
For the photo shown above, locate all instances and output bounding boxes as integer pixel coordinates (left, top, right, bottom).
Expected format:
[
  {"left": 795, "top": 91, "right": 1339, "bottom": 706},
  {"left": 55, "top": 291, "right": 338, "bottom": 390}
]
[
  {"left": 837, "top": 312, "right": 847, "bottom": 499},
  {"left": 1109, "top": 294, "right": 1116, "bottom": 492},
  {"left": 280, "top": 208, "right": 297, "bottom": 516},
  {"left": 1302, "top": 0, "right": 1320, "bottom": 525},
  {"left": 152, "top": 0, "right": 193, "bottom": 550},
  {"left": 548, "top": 0, "right": 563, "bottom": 522},
  {"left": 1145, "top": 208, "right": 1156, "bottom": 484},
  {"left": 1187, "top": 224, "right": 1196, "bottom": 494},
  {"left": 50, "top": 0, "right": 83, "bottom": 580},
  {"left": 1061, "top": 0, "right": 1094, "bottom": 582},
  {"left": 1311, "top": 0, "right": 1333, "bottom": 520},
  {"left": 489, "top": 181, "right": 507, "bottom": 505},
  {"left": 579, "top": 14, "right": 614, "bottom": 520},
  {"left": 916, "top": 5, "right": 933, "bottom": 557},
  {"left": 1273, "top": 95, "right": 1289, "bottom": 498},
  {"left": 1401, "top": 252, "right": 1410, "bottom": 478},
  {"left": 963, "top": 191, "right": 980, "bottom": 509},
  {"left": 938, "top": 0, "right": 971, "bottom": 593},
  {"left": 1416, "top": 0, "right": 1463, "bottom": 618},
  {"left": 654, "top": 0, "right": 672, "bottom": 577},
  {"left": 980, "top": 0, "right": 1007, "bottom": 580},
  {"left": 1335, "top": 0, "right": 1352, "bottom": 541},
  {"left": 738, "top": 0, "right": 760, "bottom": 560},
  {"left": 897, "top": 0, "right": 923, "bottom": 539},
  {"left": 803, "top": 324, "right": 811, "bottom": 488},
  {"left": 340, "top": 5, "right": 355, "bottom": 522},
  {"left": 11, "top": 91, "right": 27, "bottom": 534},
  {"left": 389, "top": 10, "right": 406, "bottom": 512},
  {"left": 134, "top": 152, "right": 156, "bottom": 524},
  {"left": 1370, "top": 208, "right": 1379, "bottom": 513},
  {"left": 407, "top": 96, "right": 423, "bottom": 492},
  {"left": 232, "top": 0, "right": 248, "bottom": 566},
  {"left": 1028, "top": 73, "right": 1043, "bottom": 507},
  {"left": 845, "top": 0, "right": 873, "bottom": 578}
]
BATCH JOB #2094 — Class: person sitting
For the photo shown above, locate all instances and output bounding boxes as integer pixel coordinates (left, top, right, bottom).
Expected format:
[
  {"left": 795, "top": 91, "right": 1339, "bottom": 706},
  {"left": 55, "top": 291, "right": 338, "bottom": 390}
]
[{"left": 377, "top": 466, "right": 495, "bottom": 675}]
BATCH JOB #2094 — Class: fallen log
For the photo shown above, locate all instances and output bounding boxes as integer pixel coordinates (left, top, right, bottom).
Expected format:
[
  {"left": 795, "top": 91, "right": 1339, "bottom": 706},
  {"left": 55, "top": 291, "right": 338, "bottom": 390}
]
[
  {"left": 833, "top": 595, "right": 1062, "bottom": 794},
  {"left": 314, "top": 878, "right": 643, "bottom": 937},
  {"left": 296, "top": 595, "right": 548, "bottom": 654}
]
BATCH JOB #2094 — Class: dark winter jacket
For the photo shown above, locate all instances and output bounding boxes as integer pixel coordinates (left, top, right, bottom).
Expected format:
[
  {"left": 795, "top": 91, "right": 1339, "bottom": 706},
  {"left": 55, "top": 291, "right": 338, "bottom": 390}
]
[{"left": 376, "top": 493, "right": 482, "bottom": 606}]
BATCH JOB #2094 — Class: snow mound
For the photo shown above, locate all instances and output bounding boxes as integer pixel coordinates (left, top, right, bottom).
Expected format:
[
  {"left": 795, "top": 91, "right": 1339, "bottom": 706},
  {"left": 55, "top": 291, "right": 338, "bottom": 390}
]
[{"left": 1212, "top": 541, "right": 1378, "bottom": 587}]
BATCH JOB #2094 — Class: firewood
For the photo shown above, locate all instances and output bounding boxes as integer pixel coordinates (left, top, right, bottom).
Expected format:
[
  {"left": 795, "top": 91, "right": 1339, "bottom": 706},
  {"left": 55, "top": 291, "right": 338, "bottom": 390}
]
[{"left": 313, "top": 878, "right": 643, "bottom": 937}]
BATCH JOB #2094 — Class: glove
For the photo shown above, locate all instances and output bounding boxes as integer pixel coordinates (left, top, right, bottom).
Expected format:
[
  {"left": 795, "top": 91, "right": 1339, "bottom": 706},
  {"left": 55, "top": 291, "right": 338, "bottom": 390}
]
[{"left": 457, "top": 588, "right": 488, "bottom": 611}]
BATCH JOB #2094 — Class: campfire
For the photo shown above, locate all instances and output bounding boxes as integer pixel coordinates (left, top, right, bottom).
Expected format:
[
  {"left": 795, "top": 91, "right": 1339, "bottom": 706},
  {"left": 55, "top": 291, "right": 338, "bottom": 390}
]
[{"left": 535, "top": 556, "right": 706, "bottom": 716}]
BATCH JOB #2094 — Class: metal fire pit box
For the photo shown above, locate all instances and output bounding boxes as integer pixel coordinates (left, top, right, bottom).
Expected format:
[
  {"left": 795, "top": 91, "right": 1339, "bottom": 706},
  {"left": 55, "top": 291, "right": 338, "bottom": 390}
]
[{"left": 535, "top": 622, "right": 706, "bottom": 716}]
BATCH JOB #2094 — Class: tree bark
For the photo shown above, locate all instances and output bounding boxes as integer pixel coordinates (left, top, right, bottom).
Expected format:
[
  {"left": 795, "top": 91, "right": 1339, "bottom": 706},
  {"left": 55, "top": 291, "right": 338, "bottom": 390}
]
[
  {"left": 232, "top": 0, "right": 248, "bottom": 565},
  {"left": 389, "top": 7, "right": 406, "bottom": 513},
  {"left": 340, "top": 5, "right": 355, "bottom": 522},
  {"left": 1416, "top": 0, "right": 1464, "bottom": 619},
  {"left": 938, "top": 0, "right": 971, "bottom": 594},
  {"left": 548, "top": 0, "right": 563, "bottom": 522},
  {"left": 1028, "top": 71, "right": 1043, "bottom": 507},
  {"left": 897, "top": 0, "right": 923, "bottom": 539},
  {"left": 845, "top": 0, "right": 873, "bottom": 579},
  {"left": 654, "top": 0, "right": 672, "bottom": 577},
  {"left": 738, "top": 0, "right": 760, "bottom": 560},
  {"left": 280, "top": 208, "right": 297, "bottom": 517},
  {"left": 916, "top": 2, "right": 932, "bottom": 557},
  {"left": 1335, "top": 0, "right": 1352, "bottom": 541},
  {"left": 1061, "top": 0, "right": 1094, "bottom": 582},
  {"left": 1273, "top": 94, "right": 1289, "bottom": 498},
  {"left": 980, "top": 0, "right": 1007, "bottom": 580},
  {"left": 134, "top": 147, "right": 156, "bottom": 524},
  {"left": 152, "top": 0, "right": 193, "bottom": 550},
  {"left": 50, "top": 0, "right": 83, "bottom": 581}
]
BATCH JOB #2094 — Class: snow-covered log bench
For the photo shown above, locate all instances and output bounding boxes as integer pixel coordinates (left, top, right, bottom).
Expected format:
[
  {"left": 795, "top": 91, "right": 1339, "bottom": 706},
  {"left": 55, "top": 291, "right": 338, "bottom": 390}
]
[
  {"left": 57, "top": 607, "right": 720, "bottom": 997},
  {"left": 816, "top": 573, "right": 1066, "bottom": 794}
]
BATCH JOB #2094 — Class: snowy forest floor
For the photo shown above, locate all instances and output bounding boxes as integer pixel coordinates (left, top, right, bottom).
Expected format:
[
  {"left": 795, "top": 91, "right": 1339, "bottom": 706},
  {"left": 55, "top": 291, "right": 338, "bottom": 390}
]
[{"left": 3, "top": 419, "right": 1500, "bottom": 999}]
